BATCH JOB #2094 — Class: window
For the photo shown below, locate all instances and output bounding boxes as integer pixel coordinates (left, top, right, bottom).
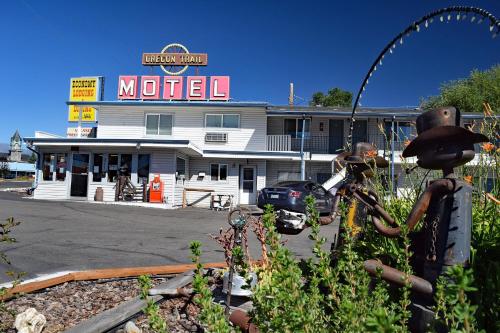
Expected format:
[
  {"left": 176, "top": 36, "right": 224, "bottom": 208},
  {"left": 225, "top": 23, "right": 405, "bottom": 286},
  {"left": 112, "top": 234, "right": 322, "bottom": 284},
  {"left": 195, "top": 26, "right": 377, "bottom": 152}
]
[
  {"left": 352, "top": 120, "right": 367, "bottom": 145},
  {"left": 284, "top": 118, "right": 311, "bottom": 138},
  {"left": 108, "top": 154, "right": 118, "bottom": 182},
  {"left": 42, "top": 153, "right": 54, "bottom": 181},
  {"left": 210, "top": 163, "right": 228, "bottom": 181},
  {"left": 176, "top": 157, "right": 186, "bottom": 177},
  {"left": 55, "top": 154, "right": 66, "bottom": 181},
  {"left": 92, "top": 154, "right": 104, "bottom": 182},
  {"left": 137, "top": 154, "right": 150, "bottom": 184},
  {"left": 278, "top": 171, "right": 301, "bottom": 181},
  {"left": 120, "top": 154, "right": 132, "bottom": 177},
  {"left": 146, "top": 114, "right": 172, "bottom": 135},
  {"left": 205, "top": 114, "right": 240, "bottom": 128},
  {"left": 384, "top": 121, "right": 412, "bottom": 142}
]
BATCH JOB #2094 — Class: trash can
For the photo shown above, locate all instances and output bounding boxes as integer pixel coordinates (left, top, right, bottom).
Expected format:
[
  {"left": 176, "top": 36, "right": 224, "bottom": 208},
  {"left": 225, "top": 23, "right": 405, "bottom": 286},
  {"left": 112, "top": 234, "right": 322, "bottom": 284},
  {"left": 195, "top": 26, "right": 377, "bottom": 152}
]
[{"left": 94, "top": 187, "right": 104, "bottom": 201}]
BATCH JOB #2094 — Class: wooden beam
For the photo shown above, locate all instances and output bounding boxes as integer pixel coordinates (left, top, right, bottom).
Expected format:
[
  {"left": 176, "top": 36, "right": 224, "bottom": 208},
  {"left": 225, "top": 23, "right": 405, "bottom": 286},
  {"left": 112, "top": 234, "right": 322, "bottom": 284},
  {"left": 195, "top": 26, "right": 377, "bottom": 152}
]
[{"left": 1, "top": 262, "right": 226, "bottom": 301}]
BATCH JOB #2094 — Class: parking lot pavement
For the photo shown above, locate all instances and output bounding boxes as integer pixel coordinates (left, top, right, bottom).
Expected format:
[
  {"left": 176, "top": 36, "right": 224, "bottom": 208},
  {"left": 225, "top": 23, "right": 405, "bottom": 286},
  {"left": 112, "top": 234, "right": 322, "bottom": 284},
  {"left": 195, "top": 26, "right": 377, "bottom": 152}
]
[{"left": 0, "top": 192, "right": 339, "bottom": 283}]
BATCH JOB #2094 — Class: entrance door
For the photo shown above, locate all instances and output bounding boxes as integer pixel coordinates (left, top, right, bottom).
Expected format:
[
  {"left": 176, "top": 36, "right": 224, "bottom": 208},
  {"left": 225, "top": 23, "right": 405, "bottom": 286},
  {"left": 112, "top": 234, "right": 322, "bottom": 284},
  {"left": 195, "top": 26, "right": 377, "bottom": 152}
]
[
  {"left": 240, "top": 166, "right": 256, "bottom": 205},
  {"left": 70, "top": 154, "right": 89, "bottom": 197},
  {"left": 328, "top": 120, "right": 344, "bottom": 154}
]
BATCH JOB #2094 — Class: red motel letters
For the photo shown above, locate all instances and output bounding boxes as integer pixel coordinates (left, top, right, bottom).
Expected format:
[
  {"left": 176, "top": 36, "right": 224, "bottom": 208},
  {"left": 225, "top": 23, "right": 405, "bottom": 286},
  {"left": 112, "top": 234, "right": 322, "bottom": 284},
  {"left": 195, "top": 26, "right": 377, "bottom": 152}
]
[{"left": 117, "top": 75, "right": 230, "bottom": 101}]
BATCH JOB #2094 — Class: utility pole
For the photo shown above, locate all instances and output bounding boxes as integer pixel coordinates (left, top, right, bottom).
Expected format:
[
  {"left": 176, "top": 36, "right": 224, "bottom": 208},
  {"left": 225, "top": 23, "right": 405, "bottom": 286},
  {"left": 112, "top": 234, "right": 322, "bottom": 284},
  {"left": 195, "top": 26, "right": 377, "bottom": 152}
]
[{"left": 288, "top": 83, "right": 294, "bottom": 106}]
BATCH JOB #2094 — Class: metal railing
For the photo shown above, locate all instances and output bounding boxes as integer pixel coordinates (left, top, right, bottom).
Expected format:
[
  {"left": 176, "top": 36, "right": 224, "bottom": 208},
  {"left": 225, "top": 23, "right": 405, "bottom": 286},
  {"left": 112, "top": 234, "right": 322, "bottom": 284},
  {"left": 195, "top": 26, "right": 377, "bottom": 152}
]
[
  {"left": 267, "top": 135, "right": 291, "bottom": 151},
  {"left": 266, "top": 134, "right": 411, "bottom": 154}
]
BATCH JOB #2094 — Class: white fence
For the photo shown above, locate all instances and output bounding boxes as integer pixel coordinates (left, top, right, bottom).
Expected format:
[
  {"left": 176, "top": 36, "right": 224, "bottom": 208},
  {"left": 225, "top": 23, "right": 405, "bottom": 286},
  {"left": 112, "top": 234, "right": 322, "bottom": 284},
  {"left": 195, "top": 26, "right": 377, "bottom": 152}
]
[{"left": 266, "top": 135, "right": 291, "bottom": 151}]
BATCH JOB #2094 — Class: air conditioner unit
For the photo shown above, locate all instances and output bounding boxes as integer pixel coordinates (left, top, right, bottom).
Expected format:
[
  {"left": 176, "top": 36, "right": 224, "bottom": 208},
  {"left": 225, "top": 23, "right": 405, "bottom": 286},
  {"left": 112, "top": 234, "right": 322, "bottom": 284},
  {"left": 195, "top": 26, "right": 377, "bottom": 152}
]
[{"left": 205, "top": 132, "right": 228, "bottom": 143}]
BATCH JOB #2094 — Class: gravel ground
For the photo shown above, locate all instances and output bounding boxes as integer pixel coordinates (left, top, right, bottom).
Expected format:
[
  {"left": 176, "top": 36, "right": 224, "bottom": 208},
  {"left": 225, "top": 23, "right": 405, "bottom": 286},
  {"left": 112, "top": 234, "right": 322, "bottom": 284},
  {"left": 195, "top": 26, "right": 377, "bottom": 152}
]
[{"left": 0, "top": 277, "right": 176, "bottom": 333}]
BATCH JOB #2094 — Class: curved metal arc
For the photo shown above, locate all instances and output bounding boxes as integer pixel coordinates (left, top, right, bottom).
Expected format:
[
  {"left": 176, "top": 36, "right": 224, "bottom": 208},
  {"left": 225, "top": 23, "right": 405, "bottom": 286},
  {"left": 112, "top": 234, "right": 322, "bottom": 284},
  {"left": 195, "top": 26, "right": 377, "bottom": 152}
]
[{"left": 347, "top": 6, "right": 500, "bottom": 149}]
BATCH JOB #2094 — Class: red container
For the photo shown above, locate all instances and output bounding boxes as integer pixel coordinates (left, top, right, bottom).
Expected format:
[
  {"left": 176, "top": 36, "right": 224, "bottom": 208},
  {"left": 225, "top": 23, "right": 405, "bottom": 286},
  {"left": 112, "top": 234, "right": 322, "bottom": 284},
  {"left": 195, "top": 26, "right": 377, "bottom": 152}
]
[{"left": 149, "top": 174, "right": 164, "bottom": 203}]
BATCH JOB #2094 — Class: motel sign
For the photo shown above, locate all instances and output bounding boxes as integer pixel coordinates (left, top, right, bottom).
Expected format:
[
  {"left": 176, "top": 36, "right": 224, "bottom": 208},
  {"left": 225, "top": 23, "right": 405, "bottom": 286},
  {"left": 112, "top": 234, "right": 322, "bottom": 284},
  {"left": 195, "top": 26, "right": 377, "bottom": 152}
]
[{"left": 117, "top": 75, "right": 230, "bottom": 101}]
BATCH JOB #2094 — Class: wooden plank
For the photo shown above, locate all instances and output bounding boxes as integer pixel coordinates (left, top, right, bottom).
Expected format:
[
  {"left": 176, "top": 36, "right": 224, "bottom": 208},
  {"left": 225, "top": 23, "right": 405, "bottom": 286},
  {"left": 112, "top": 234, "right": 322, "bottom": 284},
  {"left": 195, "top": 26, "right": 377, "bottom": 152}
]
[
  {"left": 1, "top": 262, "right": 225, "bottom": 301},
  {"left": 149, "top": 270, "right": 194, "bottom": 296},
  {"left": 63, "top": 295, "right": 163, "bottom": 333},
  {"left": 184, "top": 188, "right": 214, "bottom": 192},
  {"left": 1, "top": 273, "right": 74, "bottom": 301},
  {"left": 72, "top": 262, "right": 226, "bottom": 281}
]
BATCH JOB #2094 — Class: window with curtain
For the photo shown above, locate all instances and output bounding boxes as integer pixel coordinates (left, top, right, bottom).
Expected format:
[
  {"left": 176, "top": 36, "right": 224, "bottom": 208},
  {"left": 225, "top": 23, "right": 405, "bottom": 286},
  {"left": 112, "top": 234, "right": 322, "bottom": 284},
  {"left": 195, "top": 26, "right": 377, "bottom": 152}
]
[
  {"left": 210, "top": 163, "right": 228, "bottom": 181},
  {"left": 284, "top": 118, "right": 311, "bottom": 138},
  {"left": 146, "top": 114, "right": 173, "bottom": 135},
  {"left": 205, "top": 114, "right": 240, "bottom": 128}
]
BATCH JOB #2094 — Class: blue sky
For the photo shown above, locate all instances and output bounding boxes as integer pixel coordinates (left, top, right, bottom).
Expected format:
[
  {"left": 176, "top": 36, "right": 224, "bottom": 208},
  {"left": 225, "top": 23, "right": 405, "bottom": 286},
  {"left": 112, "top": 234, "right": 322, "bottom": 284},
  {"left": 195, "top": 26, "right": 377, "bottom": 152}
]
[{"left": 0, "top": 0, "right": 499, "bottom": 143}]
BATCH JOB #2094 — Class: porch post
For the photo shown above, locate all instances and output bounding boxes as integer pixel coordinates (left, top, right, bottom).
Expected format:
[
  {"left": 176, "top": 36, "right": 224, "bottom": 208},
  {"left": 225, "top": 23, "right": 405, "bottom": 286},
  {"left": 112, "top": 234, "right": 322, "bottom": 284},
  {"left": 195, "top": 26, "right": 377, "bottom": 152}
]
[{"left": 300, "top": 114, "right": 306, "bottom": 180}]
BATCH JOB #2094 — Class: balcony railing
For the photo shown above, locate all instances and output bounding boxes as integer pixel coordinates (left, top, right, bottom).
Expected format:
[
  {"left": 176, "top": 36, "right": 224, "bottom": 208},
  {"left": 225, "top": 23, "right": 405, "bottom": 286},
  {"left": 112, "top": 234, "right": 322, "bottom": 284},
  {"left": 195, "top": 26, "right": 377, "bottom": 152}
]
[
  {"left": 267, "top": 135, "right": 291, "bottom": 151},
  {"left": 266, "top": 134, "right": 413, "bottom": 154}
]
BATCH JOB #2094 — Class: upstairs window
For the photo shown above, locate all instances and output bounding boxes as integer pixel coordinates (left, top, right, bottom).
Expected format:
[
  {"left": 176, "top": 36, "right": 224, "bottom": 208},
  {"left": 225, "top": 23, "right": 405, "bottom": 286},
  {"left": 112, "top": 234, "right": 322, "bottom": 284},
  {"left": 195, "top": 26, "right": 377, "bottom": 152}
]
[
  {"left": 352, "top": 120, "right": 368, "bottom": 145},
  {"left": 146, "top": 114, "right": 172, "bottom": 135},
  {"left": 384, "top": 121, "right": 412, "bottom": 142},
  {"left": 205, "top": 114, "right": 240, "bottom": 128},
  {"left": 284, "top": 118, "right": 311, "bottom": 138}
]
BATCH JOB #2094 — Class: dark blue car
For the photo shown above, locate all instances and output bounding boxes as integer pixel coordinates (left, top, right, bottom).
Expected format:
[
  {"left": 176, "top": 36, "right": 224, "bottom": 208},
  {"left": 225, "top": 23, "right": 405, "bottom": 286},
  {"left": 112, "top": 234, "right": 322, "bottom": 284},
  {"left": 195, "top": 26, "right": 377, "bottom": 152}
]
[{"left": 257, "top": 181, "right": 334, "bottom": 232}]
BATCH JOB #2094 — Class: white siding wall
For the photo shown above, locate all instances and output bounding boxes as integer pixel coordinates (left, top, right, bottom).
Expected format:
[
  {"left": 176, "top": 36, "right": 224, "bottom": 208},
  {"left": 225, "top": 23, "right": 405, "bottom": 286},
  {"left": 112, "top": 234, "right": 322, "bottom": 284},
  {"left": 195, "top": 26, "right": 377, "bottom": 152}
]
[
  {"left": 180, "top": 158, "right": 266, "bottom": 208},
  {"left": 97, "top": 106, "right": 267, "bottom": 151},
  {"left": 173, "top": 152, "right": 190, "bottom": 206},
  {"left": 150, "top": 150, "right": 176, "bottom": 205},
  {"left": 34, "top": 182, "right": 69, "bottom": 200}
]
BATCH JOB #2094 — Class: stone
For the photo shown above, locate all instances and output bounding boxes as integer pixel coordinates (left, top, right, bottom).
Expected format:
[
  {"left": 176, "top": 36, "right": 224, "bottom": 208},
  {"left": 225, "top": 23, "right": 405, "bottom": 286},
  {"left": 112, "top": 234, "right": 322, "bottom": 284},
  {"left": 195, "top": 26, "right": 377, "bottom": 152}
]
[
  {"left": 124, "top": 321, "right": 142, "bottom": 333},
  {"left": 14, "top": 308, "right": 46, "bottom": 333}
]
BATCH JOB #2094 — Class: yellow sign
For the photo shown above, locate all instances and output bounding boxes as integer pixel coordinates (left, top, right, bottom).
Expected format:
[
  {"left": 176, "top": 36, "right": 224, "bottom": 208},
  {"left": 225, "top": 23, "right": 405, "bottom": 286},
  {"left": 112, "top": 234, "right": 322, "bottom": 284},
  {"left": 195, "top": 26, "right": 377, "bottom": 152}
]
[{"left": 68, "top": 77, "right": 103, "bottom": 122}]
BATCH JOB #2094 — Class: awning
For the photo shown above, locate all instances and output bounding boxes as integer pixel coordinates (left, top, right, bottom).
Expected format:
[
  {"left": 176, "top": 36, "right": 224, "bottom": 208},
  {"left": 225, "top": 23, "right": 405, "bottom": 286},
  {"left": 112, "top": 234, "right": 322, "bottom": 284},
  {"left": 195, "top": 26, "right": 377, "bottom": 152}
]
[{"left": 24, "top": 138, "right": 203, "bottom": 156}]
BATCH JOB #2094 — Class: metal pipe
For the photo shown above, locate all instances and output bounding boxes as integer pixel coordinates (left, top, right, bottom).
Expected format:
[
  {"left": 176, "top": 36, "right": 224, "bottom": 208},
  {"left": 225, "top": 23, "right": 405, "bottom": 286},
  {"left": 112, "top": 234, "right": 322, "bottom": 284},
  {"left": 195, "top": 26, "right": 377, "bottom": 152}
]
[
  {"left": 300, "top": 115, "right": 306, "bottom": 180},
  {"left": 390, "top": 116, "right": 395, "bottom": 194},
  {"left": 364, "top": 259, "right": 433, "bottom": 295}
]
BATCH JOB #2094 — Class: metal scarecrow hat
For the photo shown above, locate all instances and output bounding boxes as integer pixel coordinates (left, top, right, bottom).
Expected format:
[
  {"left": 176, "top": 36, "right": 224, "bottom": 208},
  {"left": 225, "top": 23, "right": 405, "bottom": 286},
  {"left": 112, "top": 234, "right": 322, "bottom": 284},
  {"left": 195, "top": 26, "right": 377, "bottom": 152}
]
[{"left": 402, "top": 107, "right": 489, "bottom": 158}]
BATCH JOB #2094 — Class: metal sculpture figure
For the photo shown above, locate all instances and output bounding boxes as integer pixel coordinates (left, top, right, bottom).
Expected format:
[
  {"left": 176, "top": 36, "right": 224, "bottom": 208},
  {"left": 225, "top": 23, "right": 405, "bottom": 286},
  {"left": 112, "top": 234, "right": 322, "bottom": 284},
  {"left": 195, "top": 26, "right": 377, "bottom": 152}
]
[
  {"left": 351, "top": 107, "right": 489, "bottom": 332},
  {"left": 330, "top": 142, "right": 388, "bottom": 248},
  {"left": 224, "top": 208, "right": 251, "bottom": 317}
]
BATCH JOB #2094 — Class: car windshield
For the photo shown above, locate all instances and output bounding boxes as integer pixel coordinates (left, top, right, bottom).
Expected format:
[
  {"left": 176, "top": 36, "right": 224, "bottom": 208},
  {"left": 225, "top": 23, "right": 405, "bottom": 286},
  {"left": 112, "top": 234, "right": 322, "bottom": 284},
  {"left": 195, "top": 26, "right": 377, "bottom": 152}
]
[{"left": 273, "top": 181, "right": 310, "bottom": 189}]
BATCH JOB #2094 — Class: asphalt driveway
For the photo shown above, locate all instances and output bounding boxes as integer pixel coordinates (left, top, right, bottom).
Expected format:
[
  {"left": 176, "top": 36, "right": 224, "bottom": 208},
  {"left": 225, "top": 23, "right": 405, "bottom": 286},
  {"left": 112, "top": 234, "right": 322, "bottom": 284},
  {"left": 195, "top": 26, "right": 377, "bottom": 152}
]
[{"left": 0, "top": 192, "right": 339, "bottom": 283}]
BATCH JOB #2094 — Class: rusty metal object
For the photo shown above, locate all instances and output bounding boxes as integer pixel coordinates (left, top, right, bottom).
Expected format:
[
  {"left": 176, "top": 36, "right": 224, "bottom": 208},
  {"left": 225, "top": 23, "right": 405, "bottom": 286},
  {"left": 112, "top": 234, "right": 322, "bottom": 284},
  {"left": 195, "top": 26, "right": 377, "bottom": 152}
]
[
  {"left": 229, "top": 310, "right": 259, "bottom": 333},
  {"left": 353, "top": 179, "right": 455, "bottom": 238},
  {"left": 364, "top": 260, "right": 433, "bottom": 296},
  {"left": 225, "top": 209, "right": 249, "bottom": 317}
]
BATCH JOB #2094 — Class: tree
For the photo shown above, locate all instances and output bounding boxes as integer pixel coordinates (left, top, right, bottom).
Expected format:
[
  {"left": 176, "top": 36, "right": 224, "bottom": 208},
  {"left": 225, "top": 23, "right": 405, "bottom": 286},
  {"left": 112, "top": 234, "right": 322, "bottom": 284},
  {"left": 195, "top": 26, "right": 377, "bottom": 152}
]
[
  {"left": 0, "top": 162, "right": 9, "bottom": 178},
  {"left": 28, "top": 152, "right": 37, "bottom": 164},
  {"left": 422, "top": 65, "right": 500, "bottom": 113},
  {"left": 310, "top": 87, "right": 352, "bottom": 107}
]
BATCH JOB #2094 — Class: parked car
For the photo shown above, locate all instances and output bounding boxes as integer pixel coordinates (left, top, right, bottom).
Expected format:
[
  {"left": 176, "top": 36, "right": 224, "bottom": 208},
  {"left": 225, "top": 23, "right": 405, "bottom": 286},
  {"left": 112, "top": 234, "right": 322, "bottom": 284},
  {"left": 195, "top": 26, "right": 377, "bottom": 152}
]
[{"left": 257, "top": 180, "right": 335, "bottom": 234}]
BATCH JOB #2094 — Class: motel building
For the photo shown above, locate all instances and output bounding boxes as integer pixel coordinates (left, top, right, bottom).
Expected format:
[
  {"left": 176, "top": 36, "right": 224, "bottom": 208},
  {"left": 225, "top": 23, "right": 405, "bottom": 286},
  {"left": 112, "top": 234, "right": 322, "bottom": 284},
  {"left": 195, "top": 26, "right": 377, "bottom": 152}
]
[{"left": 25, "top": 47, "right": 490, "bottom": 208}]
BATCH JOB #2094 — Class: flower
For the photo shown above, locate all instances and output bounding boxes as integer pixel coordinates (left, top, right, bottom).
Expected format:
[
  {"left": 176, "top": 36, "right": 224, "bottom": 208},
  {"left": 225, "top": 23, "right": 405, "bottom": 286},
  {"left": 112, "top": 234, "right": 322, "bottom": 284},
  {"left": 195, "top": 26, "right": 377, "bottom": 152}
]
[
  {"left": 482, "top": 142, "right": 495, "bottom": 152},
  {"left": 464, "top": 175, "right": 473, "bottom": 184},
  {"left": 365, "top": 150, "right": 378, "bottom": 158}
]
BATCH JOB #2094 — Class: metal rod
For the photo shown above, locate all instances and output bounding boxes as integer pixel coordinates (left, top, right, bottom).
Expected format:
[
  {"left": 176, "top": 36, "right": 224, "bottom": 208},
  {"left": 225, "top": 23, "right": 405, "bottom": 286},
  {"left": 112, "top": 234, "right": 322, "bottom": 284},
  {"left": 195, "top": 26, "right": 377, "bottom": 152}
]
[
  {"left": 391, "top": 116, "right": 395, "bottom": 194},
  {"left": 300, "top": 115, "right": 306, "bottom": 180}
]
